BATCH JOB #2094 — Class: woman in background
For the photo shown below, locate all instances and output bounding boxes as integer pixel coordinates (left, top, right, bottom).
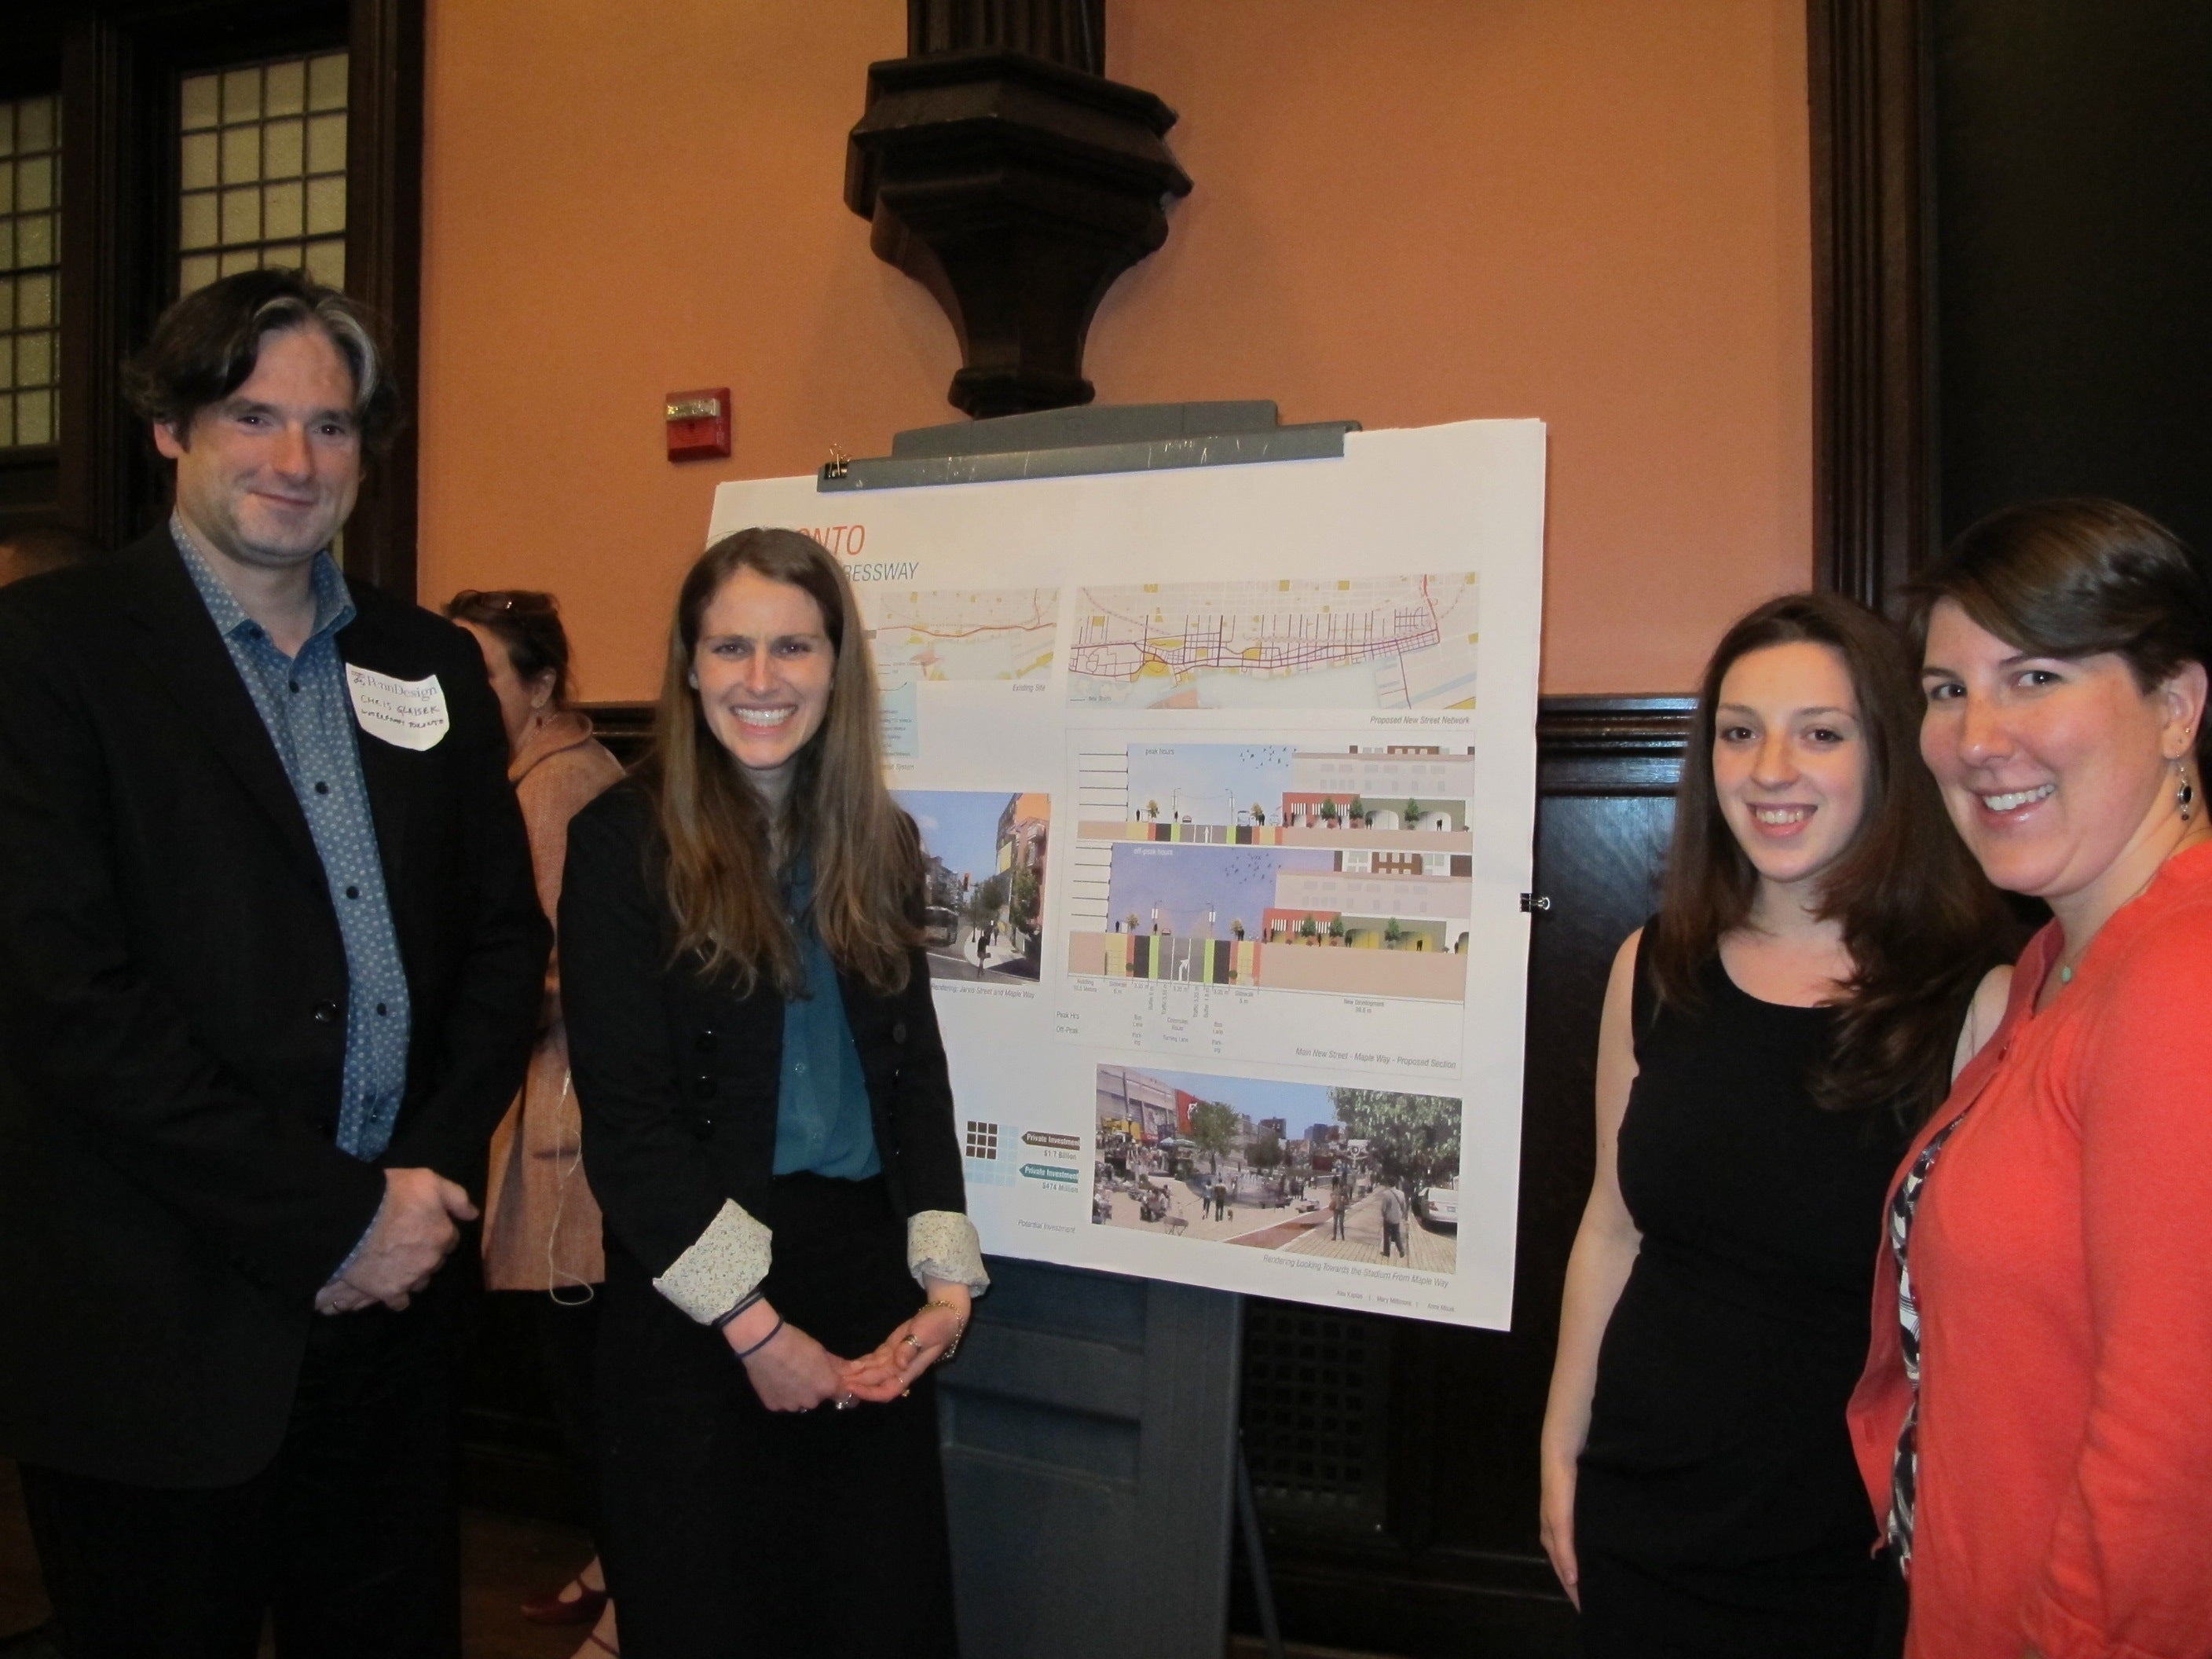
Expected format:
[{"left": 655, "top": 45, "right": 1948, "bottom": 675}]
[
  {"left": 445, "top": 589, "right": 624, "bottom": 1656},
  {"left": 1541, "top": 592, "right": 2011, "bottom": 1657},
  {"left": 560, "top": 529, "right": 986, "bottom": 1657},
  {"left": 1850, "top": 500, "right": 2212, "bottom": 1657}
]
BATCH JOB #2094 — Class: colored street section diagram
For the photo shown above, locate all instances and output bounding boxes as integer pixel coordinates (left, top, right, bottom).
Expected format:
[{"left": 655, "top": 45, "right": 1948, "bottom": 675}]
[
  {"left": 1065, "top": 573, "right": 1480, "bottom": 710},
  {"left": 863, "top": 585, "right": 1059, "bottom": 683}
]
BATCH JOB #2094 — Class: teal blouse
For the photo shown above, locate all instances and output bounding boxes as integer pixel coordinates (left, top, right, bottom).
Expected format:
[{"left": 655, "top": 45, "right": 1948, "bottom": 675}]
[{"left": 771, "top": 861, "right": 882, "bottom": 1181}]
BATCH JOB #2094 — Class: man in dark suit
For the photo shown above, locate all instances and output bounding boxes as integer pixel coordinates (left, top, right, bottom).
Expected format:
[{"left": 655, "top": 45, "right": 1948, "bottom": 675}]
[{"left": 0, "top": 270, "right": 550, "bottom": 1657}]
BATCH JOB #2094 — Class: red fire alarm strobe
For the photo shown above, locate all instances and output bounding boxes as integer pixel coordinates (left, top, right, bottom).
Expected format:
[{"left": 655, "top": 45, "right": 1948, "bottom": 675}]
[{"left": 665, "top": 388, "right": 731, "bottom": 462}]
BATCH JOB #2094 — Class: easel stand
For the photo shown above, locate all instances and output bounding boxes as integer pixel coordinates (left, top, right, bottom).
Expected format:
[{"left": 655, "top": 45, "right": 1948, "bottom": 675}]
[{"left": 823, "top": 404, "right": 1354, "bottom": 1659}]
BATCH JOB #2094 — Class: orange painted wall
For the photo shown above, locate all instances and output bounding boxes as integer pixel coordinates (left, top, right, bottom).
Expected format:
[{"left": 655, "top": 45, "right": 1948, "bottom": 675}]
[{"left": 417, "top": 0, "right": 1811, "bottom": 701}]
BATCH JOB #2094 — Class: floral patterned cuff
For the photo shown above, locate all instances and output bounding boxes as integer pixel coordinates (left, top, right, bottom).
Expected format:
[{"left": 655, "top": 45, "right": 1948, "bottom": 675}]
[
  {"left": 906, "top": 1210, "right": 989, "bottom": 1295},
  {"left": 652, "top": 1199, "right": 774, "bottom": 1324}
]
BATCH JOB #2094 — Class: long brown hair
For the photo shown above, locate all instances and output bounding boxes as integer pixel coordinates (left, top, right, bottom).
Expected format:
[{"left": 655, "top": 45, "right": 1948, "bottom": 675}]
[
  {"left": 643, "top": 528, "right": 919, "bottom": 997},
  {"left": 1651, "top": 591, "right": 2012, "bottom": 1122}
]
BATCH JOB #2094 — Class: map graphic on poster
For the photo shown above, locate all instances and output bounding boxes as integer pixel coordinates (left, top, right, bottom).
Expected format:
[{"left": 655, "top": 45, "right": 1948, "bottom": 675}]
[
  {"left": 868, "top": 586, "right": 1059, "bottom": 684},
  {"left": 1066, "top": 573, "right": 1480, "bottom": 711},
  {"left": 708, "top": 419, "right": 1544, "bottom": 1331}
]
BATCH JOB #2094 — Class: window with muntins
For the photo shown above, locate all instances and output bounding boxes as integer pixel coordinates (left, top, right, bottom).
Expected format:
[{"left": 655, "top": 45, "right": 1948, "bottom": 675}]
[
  {"left": 1, "top": 93, "right": 61, "bottom": 450},
  {"left": 178, "top": 52, "right": 348, "bottom": 298}
]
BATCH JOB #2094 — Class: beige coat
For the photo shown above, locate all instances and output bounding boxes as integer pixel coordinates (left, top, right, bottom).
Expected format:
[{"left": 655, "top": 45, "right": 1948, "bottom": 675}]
[{"left": 481, "top": 712, "right": 625, "bottom": 1291}]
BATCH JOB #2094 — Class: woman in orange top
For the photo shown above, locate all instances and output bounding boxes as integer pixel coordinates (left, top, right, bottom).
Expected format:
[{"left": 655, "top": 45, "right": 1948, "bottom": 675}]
[
  {"left": 447, "top": 588, "right": 624, "bottom": 1656},
  {"left": 1848, "top": 500, "right": 2212, "bottom": 1659}
]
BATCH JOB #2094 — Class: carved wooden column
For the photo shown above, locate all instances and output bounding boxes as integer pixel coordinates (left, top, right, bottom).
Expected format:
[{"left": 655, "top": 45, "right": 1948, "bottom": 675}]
[
  {"left": 1809, "top": 0, "right": 1933, "bottom": 614},
  {"left": 845, "top": 0, "right": 1191, "bottom": 418}
]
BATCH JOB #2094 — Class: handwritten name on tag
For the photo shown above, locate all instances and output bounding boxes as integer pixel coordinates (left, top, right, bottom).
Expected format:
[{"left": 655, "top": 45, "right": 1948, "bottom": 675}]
[{"left": 346, "top": 665, "right": 450, "bottom": 752}]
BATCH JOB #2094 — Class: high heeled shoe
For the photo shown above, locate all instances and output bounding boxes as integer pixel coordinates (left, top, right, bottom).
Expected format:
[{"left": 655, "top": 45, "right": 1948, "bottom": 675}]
[{"left": 520, "top": 1577, "right": 610, "bottom": 1627}]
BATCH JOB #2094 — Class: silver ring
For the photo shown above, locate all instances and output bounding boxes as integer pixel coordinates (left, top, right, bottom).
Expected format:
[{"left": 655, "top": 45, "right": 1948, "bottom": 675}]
[{"left": 834, "top": 1393, "right": 857, "bottom": 1411}]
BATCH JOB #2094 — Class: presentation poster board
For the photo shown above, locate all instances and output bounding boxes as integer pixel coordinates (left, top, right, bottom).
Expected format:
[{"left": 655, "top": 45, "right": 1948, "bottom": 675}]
[{"left": 708, "top": 419, "right": 1545, "bottom": 1329}]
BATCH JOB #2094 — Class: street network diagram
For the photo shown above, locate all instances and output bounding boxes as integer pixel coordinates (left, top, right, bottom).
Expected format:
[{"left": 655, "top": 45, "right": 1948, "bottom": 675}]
[
  {"left": 1066, "top": 573, "right": 1479, "bottom": 711},
  {"left": 867, "top": 585, "right": 1059, "bottom": 684},
  {"left": 708, "top": 419, "right": 1544, "bottom": 1331}
]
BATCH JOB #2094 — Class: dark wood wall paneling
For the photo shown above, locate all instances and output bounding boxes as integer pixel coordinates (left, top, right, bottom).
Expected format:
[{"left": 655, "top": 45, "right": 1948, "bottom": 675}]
[
  {"left": 13, "top": 0, "right": 423, "bottom": 598},
  {"left": 339, "top": 0, "right": 424, "bottom": 599},
  {"left": 1929, "top": 0, "right": 2212, "bottom": 554}
]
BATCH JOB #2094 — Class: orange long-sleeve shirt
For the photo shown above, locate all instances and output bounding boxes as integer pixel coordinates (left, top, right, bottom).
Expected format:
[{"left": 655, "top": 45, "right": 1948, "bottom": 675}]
[{"left": 1849, "top": 840, "right": 2212, "bottom": 1659}]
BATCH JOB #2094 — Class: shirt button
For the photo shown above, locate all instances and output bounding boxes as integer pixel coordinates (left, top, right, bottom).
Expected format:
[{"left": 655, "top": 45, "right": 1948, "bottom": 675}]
[
  {"left": 311, "top": 1001, "right": 339, "bottom": 1024},
  {"left": 346, "top": 885, "right": 361, "bottom": 899},
  {"left": 694, "top": 1030, "right": 717, "bottom": 1053},
  {"left": 793, "top": 1060, "right": 808, "bottom": 1075},
  {"left": 375, "top": 1002, "right": 389, "bottom": 1016},
  {"left": 692, "top": 1076, "right": 716, "bottom": 1099},
  {"left": 892, "top": 1021, "right": 909, "bottom": 1045},
  {"left": 289, "top": 681, "right": 301, "bottom": 694},
  {"left": 313, "top": 781, "right": 330, "bottom": 795}
]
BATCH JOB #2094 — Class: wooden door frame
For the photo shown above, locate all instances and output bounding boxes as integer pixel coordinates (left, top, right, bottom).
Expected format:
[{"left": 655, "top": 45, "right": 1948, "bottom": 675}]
[{"left": 1809, "top": 0, "right": 1935, "bottom": 613}]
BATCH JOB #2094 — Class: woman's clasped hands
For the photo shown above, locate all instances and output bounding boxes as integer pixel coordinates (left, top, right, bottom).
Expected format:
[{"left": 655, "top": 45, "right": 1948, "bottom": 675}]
[{"left": 718, "top": 1284, "right": 972, "bottom": 1412}]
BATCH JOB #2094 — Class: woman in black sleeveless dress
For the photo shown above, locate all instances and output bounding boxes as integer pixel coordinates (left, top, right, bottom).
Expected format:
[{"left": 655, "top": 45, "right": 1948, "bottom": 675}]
[{"left": 1539, "top": 594, "right": 2013, "bottom": 1657}]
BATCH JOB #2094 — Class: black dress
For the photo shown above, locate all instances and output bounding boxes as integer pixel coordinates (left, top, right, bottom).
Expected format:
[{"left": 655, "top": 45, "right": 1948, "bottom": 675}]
[{"left": 1573, "top": 936, "right": 1907, "bottom": 1658}]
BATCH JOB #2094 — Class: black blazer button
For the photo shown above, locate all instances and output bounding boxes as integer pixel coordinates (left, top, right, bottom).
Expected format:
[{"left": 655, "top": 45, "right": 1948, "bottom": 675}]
[
  {"left": 693, "top": 1115, "right": 716, "bottom": 1140},
  {"left": 311, "top": 1001, "right": 340, "bottom": 1024},
  {"left": 694, "top": 1029, "right": 716, "bottom": 1052},
  {"left": 692, "top": 1075, "right": 716, "bottom": 1099},
  {"left": 891, "top": 1021, "right": 908, "bottom": 1045}
]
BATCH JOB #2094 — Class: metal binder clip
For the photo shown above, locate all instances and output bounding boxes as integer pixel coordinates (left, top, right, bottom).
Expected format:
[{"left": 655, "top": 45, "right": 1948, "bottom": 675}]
[
  {"left": 822, "top": 444, "right": 851, "bottom": 481},
  {"left": 1520, "top": 894, "right": 1551, "bottom": 914}
]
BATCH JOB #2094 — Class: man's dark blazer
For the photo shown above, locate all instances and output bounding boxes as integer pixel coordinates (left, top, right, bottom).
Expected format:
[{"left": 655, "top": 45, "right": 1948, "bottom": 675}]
[
  {"left": 559, "top": 783, "right": 968, "bottom": 1285},
  {"left": 0, "top": 525, "right": 550, "bottom": 1488}
]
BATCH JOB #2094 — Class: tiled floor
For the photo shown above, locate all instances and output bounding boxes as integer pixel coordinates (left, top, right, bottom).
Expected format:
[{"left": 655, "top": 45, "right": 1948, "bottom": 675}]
[{"left": 0, "top": 1459, "right": 598, "bottom": 1659}]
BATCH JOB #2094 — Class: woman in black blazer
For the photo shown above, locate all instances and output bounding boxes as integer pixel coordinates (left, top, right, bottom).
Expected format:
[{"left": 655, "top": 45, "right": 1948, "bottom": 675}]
[{"left": 560, "top": 528, "right": 987, "bottom": 1658}]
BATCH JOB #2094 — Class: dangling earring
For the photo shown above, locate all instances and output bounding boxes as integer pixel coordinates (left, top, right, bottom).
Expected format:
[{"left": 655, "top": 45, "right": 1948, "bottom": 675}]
[{"left": 2180, "top": 767, "right": 2196, "bottom": 824}]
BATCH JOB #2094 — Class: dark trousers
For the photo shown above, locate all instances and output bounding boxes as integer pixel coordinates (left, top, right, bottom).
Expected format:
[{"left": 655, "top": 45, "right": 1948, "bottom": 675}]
[
  {"left": 598, "top": 1174, "right": 957, "bottom": 1659},
  {"left": 518, "top": 1287, "right": 604, "bottom": 1545},
  {"left": 20, "top": 1295, "right": 462, "bottom": 1659}
]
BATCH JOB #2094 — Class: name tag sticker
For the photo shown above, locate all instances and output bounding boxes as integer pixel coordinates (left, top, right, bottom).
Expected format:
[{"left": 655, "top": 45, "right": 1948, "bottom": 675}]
[{"left": 345, "top": 665, "right": 449, "bottom": 752}]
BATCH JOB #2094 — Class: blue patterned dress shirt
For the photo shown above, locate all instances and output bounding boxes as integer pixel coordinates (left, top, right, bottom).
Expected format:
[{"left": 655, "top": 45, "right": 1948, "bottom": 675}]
[{"left": 173, "top": 517, "right": 413, "bottom": 1160}]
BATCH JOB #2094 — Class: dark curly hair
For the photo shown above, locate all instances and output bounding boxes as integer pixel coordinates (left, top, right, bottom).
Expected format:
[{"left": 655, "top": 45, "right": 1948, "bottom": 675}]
[{"left": 123, "top": 268, "right": 403, "bottom": 456}]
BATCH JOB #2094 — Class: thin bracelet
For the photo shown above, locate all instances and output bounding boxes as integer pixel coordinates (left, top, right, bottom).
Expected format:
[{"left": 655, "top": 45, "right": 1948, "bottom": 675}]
[
  {"left": 711, "top": 1287, "right": 765, "bottom": 1331},
  {"left": 923, "top": 1298, "right": 968, "bottom": 1361},
  {"left": 732, "top": 1314, "right": 785, "bottom": 1361}
]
